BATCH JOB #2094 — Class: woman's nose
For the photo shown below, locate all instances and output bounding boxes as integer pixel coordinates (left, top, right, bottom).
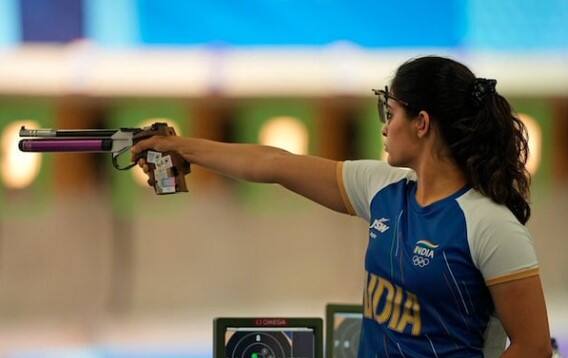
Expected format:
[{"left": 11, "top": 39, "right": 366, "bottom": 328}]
[{"left": 381, "top": 125, "right": 387, "bottom": 137}]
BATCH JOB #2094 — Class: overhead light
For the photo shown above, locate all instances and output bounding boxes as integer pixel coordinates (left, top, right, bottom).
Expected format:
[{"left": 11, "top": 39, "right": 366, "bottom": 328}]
[
  {"left": 258, "top": 116, "right": 309, "bottom": 155},
  {"left": 1, "top": 121, "right": 42, "bottom": 189},
  {"left": 132, "top": 118, "right": 183, "bottom": 187},
  {"left": 518, "top": 113, "right": 542, "bottom": 175}
]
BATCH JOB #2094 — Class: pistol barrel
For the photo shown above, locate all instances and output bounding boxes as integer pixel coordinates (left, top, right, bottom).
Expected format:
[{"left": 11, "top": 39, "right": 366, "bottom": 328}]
[
  {"left": 19, "top": 128, "right": 57, "bottom": 137},
  {"left": 19, "top": 126, "right": 117, "bottom": 138}
]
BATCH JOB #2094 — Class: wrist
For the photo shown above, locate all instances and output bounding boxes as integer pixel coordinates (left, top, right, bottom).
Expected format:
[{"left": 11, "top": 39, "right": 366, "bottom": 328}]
[{"left": 177, "top": 137, "right": 201, "bottom": 163}]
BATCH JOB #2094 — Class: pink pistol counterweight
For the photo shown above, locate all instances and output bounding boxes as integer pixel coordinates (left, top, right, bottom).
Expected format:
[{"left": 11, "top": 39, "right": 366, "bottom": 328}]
[{"left": 19, "top": 122, "right": 191, "bottom": 195}]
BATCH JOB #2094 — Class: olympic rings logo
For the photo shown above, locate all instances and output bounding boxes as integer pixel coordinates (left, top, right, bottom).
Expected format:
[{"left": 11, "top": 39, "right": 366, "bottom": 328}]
[{"left": 412, "top": 255, "right": 430, "bottom": 267}]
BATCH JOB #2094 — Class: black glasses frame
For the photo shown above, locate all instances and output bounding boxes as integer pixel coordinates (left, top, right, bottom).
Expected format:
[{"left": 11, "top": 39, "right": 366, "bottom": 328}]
[{"left": 372, "top": 86, "right": 414, "bottom": 123}]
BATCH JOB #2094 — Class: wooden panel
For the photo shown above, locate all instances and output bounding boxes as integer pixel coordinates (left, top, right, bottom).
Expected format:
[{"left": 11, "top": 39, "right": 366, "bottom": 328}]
[
  {"left": 552, "top": 98, "right": 568, "bottom": 184},
  {"left": 54, "top": 97, "right": 106, "bottom": 195},
  {"left": 191, "top": 98, "right": 235, "bottom": 190}
]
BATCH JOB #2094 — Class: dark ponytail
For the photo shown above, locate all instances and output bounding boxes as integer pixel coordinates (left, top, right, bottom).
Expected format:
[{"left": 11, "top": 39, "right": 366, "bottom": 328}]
[{"left": 391, "top": 56, "right": 531, "bottom": 224}]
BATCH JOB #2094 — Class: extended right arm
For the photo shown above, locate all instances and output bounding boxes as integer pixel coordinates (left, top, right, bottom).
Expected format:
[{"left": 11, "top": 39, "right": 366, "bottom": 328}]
[{"left": 131, "top": 136, "right": 350, "bottom": 214}]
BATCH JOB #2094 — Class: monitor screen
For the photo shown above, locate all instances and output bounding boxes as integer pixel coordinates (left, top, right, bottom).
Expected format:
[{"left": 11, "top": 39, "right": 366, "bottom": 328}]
[
  {"left": 214, "top": 318, "right": 323, "bottom": 358},
  {"left": 325, "top": 304, "right": 363, "bottom": 358}
]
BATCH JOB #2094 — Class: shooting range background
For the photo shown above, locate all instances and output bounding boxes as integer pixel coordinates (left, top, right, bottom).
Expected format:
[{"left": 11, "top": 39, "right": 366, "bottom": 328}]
[{"left": 0, "top": 0, "right": 567, "bottom": 356}]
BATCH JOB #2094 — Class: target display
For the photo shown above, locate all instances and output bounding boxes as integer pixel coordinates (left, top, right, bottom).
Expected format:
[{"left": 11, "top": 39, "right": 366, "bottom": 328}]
[
  {"left": 214, "top": 318, "right": 323, "bottom": 358},
  {"left": 331, "top": 313, "right": 361, "bottom": 358},
  {"left": 325, "top": 305, "right": 363, "bottom": 358},
  {"left": 226, "top": 328, "right": 311, "bottom": 357}
]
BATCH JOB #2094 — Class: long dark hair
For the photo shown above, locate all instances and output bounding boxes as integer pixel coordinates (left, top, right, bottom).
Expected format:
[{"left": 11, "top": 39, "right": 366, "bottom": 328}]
[{"left": 391, "top": 56, "right": 531, "bottom": 224}]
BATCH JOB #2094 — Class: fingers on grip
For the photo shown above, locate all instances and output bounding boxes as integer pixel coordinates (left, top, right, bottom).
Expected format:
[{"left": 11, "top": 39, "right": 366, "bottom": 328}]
[{"left": 144, "top": 150, "right": 187, "bottom": 194}]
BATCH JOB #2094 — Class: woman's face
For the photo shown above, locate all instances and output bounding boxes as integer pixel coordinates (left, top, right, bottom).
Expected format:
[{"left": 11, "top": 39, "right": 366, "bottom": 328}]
[{"left": 381, "top": 98, "right": 420, "bottom": 167}]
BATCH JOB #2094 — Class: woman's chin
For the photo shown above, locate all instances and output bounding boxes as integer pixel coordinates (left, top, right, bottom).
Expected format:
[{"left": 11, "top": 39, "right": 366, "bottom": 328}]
[{"left": 387, "top": 156, "right": 403, "bottom": 167}]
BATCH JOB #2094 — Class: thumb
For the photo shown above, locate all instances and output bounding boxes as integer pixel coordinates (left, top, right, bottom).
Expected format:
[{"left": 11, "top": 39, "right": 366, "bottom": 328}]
[{"left": 131, "top": 136, "right": 162, "bottom": 155}]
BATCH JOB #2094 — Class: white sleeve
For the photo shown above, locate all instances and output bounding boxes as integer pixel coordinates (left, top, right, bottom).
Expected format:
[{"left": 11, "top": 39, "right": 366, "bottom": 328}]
[
  {"left": 457, "top": 190, "right": 539, "bottom": 286},
  {"left": 337, "top": 160, "right": 413, "bottom": 222}
]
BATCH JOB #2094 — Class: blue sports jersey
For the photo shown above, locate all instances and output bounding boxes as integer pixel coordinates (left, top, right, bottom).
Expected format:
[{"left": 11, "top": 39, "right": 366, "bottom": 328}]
[{"left": 338, "top": 160, "right": 539, "bottom": 358}]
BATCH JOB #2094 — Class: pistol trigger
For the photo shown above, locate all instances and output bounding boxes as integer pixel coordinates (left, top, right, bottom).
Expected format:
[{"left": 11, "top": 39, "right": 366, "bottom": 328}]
[
  {"left": 112, "top": 147, "right": 137, "bottom": 170},
  {"left": 131, "top": 149, "right": 146, "bottom": 165}
]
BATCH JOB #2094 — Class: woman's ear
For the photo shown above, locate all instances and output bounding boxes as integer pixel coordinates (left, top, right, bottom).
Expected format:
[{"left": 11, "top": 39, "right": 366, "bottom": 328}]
[{"left": 415, "top": 110, "right": 431, "bottom": 138}]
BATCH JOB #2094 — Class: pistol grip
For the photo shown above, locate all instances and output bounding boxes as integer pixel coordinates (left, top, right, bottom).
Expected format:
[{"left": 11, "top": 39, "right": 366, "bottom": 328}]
[
  {"left": 164, "top": 150, "right": 191, "bottom": 194},
  {"left": 139, "top": 150, "right": 190, "bottom": 195},
  {"left": 131, "top": 123, "right": 191, "bottom": 195}
]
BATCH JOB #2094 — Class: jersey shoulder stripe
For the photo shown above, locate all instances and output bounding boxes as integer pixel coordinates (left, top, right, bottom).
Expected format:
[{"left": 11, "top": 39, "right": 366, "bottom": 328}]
[
  {"left": 485, "top": 266, "right": 539, "bottom": 286},
  {"left": 337, "top": 162, "right": 356, "bottom": 215}
]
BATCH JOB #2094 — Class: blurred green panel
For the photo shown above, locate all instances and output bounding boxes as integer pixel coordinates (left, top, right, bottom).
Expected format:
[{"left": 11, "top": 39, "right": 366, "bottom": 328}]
[
  {"left": 0, "top": 98, "right": 55, "bottom": 216},
  {"left": 510, "top": 98, "right": 553, "bottom": 202},
  {"left": 235, "top": 100, "right": 317, "bottom": 153},
  {"left": 107, "top": 99, "right": 191, "bottom": 218},
  {"left": 357, "top": 99, "right": 384, "bottom": 160},
  {"left": 234, "top": 99, "right": 316, "bottom": 213}
]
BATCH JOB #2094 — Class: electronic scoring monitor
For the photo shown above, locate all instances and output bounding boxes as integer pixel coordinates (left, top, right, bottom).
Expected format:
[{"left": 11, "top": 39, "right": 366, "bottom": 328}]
[
  {"left": 325, "top": 304, "right": 363, "bottom": 358},
  {"left": 214, "top": 317, "right": 323, "bottom": 358}
]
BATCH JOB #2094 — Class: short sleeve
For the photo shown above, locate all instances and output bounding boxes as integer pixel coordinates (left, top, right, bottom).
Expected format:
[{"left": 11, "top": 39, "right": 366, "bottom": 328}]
[
  {"left": 457, "top": 190, "right": 539, "bottom": 286},
  {"left": 337, "top": 160, "right": 412, "bottom": 222}
]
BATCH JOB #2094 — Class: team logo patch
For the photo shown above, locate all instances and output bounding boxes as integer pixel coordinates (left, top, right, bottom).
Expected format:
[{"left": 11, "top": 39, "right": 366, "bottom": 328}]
[
  {"left": 412, "top": 240, "right": 439, "bottom": 267},
  {"left": 370, "top": 218, "right": 390, "bottom": 234}
]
